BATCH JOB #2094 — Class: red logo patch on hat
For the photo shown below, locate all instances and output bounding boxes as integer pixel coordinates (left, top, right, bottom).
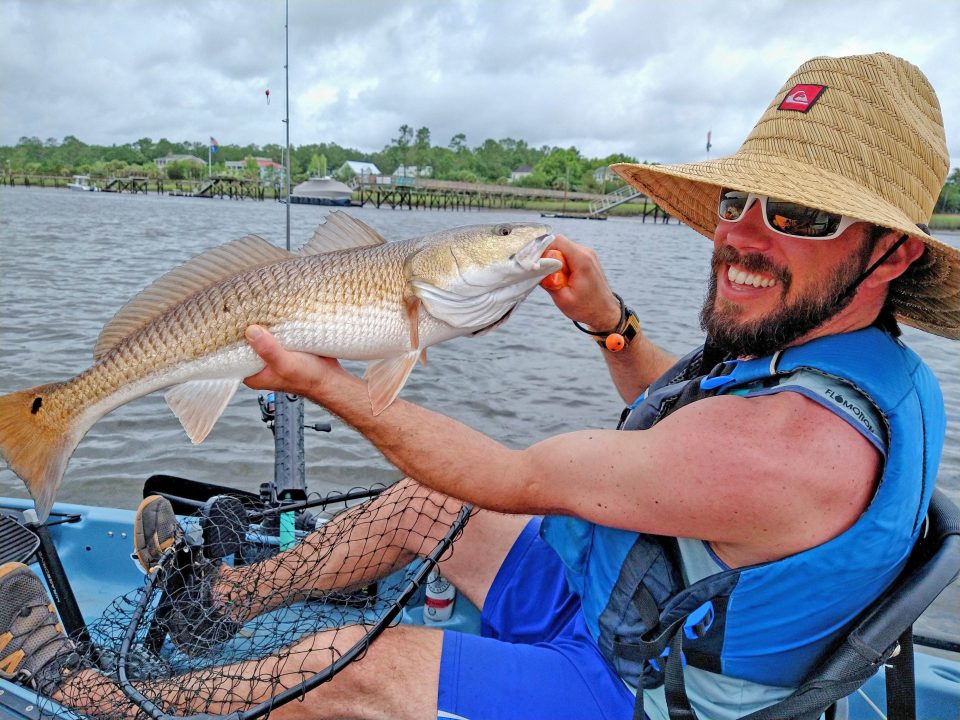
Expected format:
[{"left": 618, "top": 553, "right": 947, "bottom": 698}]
[{"left": 778, "top": 84, "right": 827, "bottom": 112}]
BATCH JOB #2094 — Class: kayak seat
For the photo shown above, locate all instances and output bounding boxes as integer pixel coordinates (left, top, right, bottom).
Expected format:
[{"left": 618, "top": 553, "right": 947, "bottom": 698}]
[{"left": 742, "top": 487, "right": 960, "bottom": 720}]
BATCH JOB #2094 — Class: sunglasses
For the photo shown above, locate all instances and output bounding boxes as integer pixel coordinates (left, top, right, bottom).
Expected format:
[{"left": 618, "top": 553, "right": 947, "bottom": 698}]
[{"left": 717, "top": 189, "right": 858, "bottom": 240}]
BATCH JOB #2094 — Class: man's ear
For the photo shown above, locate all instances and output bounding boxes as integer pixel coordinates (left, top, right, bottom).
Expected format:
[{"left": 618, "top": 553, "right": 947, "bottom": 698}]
[{"left": 864, "top": 232, "right": 925, "bottom": 287}]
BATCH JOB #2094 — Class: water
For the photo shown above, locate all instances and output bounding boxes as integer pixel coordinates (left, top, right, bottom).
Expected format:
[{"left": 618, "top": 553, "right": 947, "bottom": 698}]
[{"left": 0, "top": 186, "right": 957, "bottom": 639}]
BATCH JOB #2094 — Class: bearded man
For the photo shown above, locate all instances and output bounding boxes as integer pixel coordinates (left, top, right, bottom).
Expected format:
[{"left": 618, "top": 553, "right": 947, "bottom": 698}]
[{"left": 4, "top": 52, "right": 957, "bottom": 720}]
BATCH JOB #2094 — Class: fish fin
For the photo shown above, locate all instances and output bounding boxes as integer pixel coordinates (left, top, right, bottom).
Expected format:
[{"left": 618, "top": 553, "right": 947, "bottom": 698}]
[
  {"left": 164, "top": 379, "right": 241, "bottom": 444},
  {"left": 0, "top": 383, "right": 86, "bottom": 522},
  {"left": 94, "top": 236, "right": 292, "bottom": 361},
  {"left": 363, "top": 351, "right": 420, "bottom": 416},
  {"left": 405, "top": 296, "right": 421, "bottom": 349},
  {"left": 419, "top": 349, "right": 428, "bottom": 368},
  {"left": 298, "top": 211, "right": 386, "bottom": 256}
]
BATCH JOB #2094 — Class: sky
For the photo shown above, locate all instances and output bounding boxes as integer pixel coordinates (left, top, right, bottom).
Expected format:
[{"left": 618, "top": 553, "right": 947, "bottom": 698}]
[{"left": 1, "top": 0, "right": 958, "bottom": 170}]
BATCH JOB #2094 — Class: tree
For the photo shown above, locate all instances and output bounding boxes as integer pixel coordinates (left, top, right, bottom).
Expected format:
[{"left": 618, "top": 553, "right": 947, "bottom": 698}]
[
  {"left": 935, "top": 167, "right": 960, "bottom": 214},
  {"left": 534, "top": 147, "right": 588, "bottom": 191},
  {"left": 412, "top": 127, "right": 431, "bottom": 174},
  {"left": 391, "top": 124, "right": 414, "bottom": 169},
  {"left": 308, "top": 153, "right": 328, "bottom": 177}
]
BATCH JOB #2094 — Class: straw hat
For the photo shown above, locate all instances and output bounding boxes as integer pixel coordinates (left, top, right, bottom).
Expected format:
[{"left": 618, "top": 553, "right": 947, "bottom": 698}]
[{"left": 611, "top": 52, "right": 959, "bottom": 340}]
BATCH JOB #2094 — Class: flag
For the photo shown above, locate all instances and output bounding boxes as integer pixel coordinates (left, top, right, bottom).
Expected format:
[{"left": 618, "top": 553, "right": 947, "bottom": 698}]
[
  {"left": 210, "top": 137, "right": 219, "bottom": 153},
  {"left": 706, "top": 130, "right": 712, "bottom": 153}
]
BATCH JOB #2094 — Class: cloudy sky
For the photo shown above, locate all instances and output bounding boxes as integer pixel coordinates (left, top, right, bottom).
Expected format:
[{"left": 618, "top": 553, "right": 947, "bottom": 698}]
[{"left": 2, "top": 0, "right": 958, "bottom": 169}]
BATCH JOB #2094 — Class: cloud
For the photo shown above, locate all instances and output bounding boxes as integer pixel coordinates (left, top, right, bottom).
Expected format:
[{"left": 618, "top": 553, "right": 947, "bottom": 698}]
[{"left": 1, "top": 0, "right": 957, "bottom": 169}]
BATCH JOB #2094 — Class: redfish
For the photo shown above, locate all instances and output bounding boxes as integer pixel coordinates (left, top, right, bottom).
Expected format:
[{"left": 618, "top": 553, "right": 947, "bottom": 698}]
[{"left": 0, "top": 212, "right": 559, "bottom": 519}]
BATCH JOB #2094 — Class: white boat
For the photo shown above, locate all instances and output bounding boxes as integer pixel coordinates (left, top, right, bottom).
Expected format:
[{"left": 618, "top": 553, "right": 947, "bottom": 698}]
[
  {"left": 66, "top": 175, "right": 98, "bottom": 192},
  {"left": 290, "top": 176, "right": 353, "bottom": 206}
]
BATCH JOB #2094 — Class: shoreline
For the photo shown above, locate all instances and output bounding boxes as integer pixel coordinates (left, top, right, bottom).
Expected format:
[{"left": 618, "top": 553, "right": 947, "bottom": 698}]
[{"left": 2, "top": 182, "right": 958, "bottom": 230}]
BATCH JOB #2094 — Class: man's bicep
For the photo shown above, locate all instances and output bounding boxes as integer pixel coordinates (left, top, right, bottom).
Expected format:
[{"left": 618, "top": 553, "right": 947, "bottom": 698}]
[{"left": 527, "top": 392, "right": 880, "bottom": 551}]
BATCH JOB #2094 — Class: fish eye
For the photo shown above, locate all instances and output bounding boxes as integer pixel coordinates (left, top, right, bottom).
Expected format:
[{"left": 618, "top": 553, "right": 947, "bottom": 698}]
[{"left": 495, "top": 225, "right": 511, "bottom": 236}]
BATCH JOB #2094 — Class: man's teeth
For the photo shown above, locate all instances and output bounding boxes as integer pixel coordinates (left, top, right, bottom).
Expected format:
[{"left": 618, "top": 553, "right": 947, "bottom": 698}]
[{"left": 727, "top": 265, "right": 777, "bottom": 288}]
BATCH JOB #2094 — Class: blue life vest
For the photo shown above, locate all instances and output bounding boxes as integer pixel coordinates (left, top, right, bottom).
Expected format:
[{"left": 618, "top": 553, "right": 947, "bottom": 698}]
[{"left": 541, "top": 327, "right": 945, "bottom": 689}]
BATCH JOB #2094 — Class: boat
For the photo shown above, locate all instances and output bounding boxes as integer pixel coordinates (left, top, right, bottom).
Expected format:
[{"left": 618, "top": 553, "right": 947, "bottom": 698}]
[
  {"left": 289, "top": 176, "right": 354, "bottom": 206},
  {"left": 0, "top": 406, "right": 957, "bottom": 719},
  {"left": 66, "top": 175, "right": 98, "bottom": 192}
]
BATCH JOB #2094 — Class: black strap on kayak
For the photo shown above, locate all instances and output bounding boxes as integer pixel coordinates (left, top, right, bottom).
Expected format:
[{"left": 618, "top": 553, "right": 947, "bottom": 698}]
[{"left": 885, "top": 628, "right": 916, "bottom": 720}]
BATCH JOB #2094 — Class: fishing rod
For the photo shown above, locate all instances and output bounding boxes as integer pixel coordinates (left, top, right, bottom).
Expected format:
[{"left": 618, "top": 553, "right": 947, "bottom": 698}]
[{"left": 269, "top": 0, "right": 307, "bottom": 547}]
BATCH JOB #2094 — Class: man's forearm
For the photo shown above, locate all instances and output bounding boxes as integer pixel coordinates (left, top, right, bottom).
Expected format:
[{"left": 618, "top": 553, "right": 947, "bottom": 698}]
[
  {"left": 600, "top": 323, "right": 679, "bottom": 404},
  {"left": 305, "top": 372, "right": 531, "bottom": 512}
]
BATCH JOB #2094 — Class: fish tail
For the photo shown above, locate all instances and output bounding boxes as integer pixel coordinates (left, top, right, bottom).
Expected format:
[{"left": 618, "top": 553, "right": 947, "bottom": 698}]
[{"left": 0, "top": 383, "right": 76, "bottom": 521}]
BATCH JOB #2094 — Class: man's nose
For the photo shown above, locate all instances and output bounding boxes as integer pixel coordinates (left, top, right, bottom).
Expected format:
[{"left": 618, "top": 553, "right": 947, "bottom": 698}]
[{"left": 724, "top": 201, "right": 774, "bottom": 252}]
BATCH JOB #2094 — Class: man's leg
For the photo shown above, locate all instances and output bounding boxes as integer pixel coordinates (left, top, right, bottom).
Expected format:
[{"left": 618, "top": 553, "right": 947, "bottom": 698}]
[
  {"left": 55, "top": 623, "right": 445, "bottom": 720},
  {"left": 202, "top": 477, "right": 530, "bottom": 622}
]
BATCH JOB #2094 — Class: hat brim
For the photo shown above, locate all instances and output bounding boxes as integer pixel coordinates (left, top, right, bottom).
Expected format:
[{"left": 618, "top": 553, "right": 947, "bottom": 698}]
[{"left": 611, "top": 155, "right": 960, "bottom": 340}]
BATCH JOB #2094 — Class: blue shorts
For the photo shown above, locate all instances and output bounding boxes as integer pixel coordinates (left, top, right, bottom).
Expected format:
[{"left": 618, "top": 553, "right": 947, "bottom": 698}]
[{"left": 437, "top": 517, "right": 636, "bottom": 720}]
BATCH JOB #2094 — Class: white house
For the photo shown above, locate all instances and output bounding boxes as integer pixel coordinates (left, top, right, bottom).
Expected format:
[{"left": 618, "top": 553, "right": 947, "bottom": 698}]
[
  {"left": 510, "top": 165, "right": 533, "bottom": 183},
  {"left": 154, "top": 154, "right": 205, "bottom": 168},
  {"left": 337, "top": 161, "right": 382, "bottom": 178},
  {"left": 593, "top": 166, "right": 617, "bottom": 184},
  {"left": 393, "top": 164, "right": 432, "bottom": 178}
]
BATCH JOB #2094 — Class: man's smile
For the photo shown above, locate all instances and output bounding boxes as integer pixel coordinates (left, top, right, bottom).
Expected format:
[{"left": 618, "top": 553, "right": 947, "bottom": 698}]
[{"left": 725, "top": 263, "right": 779, "bottom": 289}]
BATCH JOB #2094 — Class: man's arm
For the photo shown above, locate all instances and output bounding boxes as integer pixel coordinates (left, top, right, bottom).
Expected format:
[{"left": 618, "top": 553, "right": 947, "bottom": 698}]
[
  {"left": 539, "top": 235, "right": 678, "bottom": 402},
  {"left": 243, "top": 327, "right": 880, "bottom": 568}
]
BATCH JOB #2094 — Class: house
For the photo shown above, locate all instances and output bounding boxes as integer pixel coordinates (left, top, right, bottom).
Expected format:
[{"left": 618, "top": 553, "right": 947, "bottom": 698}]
[
  {"left": 393, "top": 164, "right": 432, "bottom": 179},
  {"left": 593, "top": 166, "right": 617, "bottom": 184},
  {"left": 336, "top": 161, "right": 382, "bottom": 179},
  {"left": 510, "top": 165, "right": 533, "bottom": 183},
  {"left": 224, "top": 157, "right": 285, "bottom": 182},
  {"left": 153, "top": 154, "right": 205, "bottom": 169}
]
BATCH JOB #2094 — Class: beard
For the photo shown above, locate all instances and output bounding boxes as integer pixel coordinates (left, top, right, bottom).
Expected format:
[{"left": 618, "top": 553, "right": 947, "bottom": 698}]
[{"left": 699, "top": 241, "right": 874, "bottom": 358}]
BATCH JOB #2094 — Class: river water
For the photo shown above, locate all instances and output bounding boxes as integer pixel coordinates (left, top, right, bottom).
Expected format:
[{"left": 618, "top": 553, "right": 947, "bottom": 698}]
[{"left": 0, "top": 186, "right": 957, "bottom": 640}]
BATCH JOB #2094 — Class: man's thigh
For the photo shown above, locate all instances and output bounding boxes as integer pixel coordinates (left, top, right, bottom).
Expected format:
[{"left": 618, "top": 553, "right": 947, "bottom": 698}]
[
  {"left": 437, "top": 508, "right": 531, "bottom": 611},
  {"left": 437, "top": 517, "right": 634, "bottom": 719},
  {"left": 438, "top": 624, "right": 634, "bottom": 720}
]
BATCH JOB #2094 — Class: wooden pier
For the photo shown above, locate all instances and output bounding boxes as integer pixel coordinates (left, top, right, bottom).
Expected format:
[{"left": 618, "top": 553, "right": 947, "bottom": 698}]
[
  {"left": 354, "top": 177, "right": 606, "bottom": 211},
  {"left": 0, "top": 173, "right": 671, "bottom": 220},
  {"left": 193, "top": 176, "right": 266, "bottom": 200},
  {"left": 102, "top": 176, "right": 152, "bottom": 194}
]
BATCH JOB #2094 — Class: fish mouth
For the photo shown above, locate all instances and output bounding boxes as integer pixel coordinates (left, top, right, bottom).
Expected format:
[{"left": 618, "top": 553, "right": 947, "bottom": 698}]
[{"left": 513, "top": 233, "right": 560, "bottom": 273}]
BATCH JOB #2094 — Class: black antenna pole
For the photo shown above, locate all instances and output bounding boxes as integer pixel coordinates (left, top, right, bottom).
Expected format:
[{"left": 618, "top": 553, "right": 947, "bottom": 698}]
[{"left": 272, "top": 0, "right": 306, "bottom": 519}]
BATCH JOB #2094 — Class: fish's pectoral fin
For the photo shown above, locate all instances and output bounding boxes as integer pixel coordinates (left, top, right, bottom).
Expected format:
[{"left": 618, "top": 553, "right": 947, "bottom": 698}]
[
  {"left": 364, "top": 351, "right": 420, "bottom": 416},
  {"left": 165, "top": 379, "right": 241, "bottom": 444},
  {"left": 419, "top": 349, "right": 428, "bottom": 368}
]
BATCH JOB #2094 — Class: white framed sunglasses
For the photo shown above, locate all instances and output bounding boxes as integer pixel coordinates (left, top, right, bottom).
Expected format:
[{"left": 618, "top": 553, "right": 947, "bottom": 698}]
[{"left": 717, "top": 189, "right": 858, "bottom": 240}]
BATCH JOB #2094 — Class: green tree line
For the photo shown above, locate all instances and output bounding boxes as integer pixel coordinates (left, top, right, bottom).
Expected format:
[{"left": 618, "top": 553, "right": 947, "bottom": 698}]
[
  {"left": 0, "top": 129, "right": 637, "bottom": 193},
  {"left": 2, "top": 131, "right": 957, "bottom": 207}
]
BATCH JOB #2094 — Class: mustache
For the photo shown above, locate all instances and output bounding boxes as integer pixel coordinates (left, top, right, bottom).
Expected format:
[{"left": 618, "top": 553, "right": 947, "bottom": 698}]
[{"left": 711, "top": 245, "right": 791, "bottom": 288}]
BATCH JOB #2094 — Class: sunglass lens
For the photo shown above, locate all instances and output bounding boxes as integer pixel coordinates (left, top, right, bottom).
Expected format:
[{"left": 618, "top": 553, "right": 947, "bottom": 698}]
[
  {"left": 765, "top": 200, "right": 843, "bottom": 237},
  {"left": 718, "top": 190, "right": 749, "bottom": 220}
]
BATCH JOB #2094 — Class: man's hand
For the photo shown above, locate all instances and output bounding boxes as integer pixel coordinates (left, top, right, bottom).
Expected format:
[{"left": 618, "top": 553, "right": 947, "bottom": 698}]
[
  {"left": 243, "top": 325, "right": 345, "bottom": 397},
  {"left": 539, "top": 234, "right": 622, "bottom": 331}
]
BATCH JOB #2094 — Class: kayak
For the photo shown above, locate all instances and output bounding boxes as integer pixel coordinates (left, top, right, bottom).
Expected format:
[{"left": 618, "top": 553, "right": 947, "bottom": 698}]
[{"left": 0, "top": 479, "right": 957, "bottom": 720}]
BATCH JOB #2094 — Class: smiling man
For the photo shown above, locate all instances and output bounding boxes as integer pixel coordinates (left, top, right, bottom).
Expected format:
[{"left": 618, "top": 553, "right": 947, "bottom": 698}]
[{"left": 4, "top": 52, "right": 958, "bottom": 720}]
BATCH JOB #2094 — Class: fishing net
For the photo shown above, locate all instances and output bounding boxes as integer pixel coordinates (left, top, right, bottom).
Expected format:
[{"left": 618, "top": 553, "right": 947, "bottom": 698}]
[{"left": 42, "top": 481, "right": 473, "bottom": 719}]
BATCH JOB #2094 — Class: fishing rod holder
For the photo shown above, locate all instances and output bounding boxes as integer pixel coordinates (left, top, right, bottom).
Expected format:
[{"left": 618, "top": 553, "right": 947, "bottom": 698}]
[{"left": 258, "top": 391, "right": 332, "bottom": 433}]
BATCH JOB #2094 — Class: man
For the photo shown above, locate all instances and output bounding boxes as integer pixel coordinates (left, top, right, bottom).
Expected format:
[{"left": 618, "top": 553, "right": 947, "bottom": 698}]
[{"left": 2, "top": 52, "right": 956, "bottom": 720}]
